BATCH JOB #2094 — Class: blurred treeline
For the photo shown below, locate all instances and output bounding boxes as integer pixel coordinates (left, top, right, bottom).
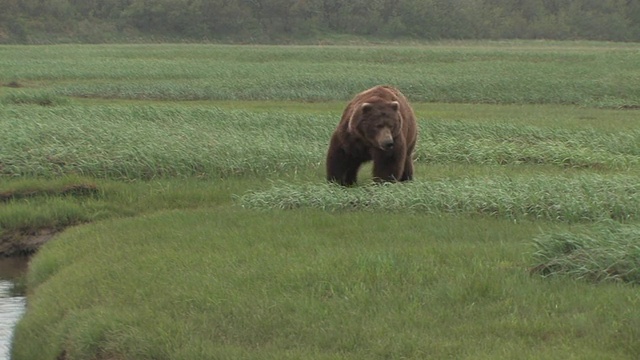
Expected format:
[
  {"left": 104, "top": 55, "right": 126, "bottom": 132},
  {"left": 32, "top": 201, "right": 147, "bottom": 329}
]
[{"left": 1, "top": 0, "right": 639, "bottom": 43}]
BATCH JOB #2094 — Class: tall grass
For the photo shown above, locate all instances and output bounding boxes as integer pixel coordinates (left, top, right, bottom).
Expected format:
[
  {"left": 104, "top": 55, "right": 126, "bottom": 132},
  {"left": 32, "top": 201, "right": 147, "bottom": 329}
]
[
  {"left": 1, "top": 104, "right": 638, "bottom": 179},
  {"left": 239, "top": 175, "right": 640, "bottom": 223},
  {"left": 532, "top": 222, "right": 640, "bottom": 284},
  {"left": 0, "top": 105, "right": 328, "bottom": 179},
  {"left": 1, "top": 43, "right": 639, "bottom": 107},
  {"left": 419, "top": 120, "right": 640, "bottom": 168}
]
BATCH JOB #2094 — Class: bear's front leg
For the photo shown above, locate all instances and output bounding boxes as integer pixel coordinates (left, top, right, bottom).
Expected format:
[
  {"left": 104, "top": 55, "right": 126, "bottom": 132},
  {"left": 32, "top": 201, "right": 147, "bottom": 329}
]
[
  {"left": 400, "top": 150, "right": 414, "bottom": 181},
  {"left": 400, "top": 160, "right": 414, "bottom": 181},
  {"left": 372, "top": 148, "right": 406, "bottom": 183},
  {"left": 326, "top": 146, "right": 363, "bottom": 186}
]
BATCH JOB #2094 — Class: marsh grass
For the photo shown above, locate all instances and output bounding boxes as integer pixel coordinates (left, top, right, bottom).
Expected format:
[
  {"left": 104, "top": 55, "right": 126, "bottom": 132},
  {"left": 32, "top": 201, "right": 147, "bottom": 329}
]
[
  {"left": 0, "top": 106, "right": 329, "bottom": 179},
  {"left": 4, "top": 43, "right": 640, "bottom": 359},
  {"left": 0, "top": 176, "right": 99, "bottom": 202},
  {"left": 0, "top": 176, "right": 270, "bottom": 253},
  {"left": 1, "top": 43, "right": 640, "bottom": 107},
  {"left": 1, "top": 91, "right": 70, "bottom": 106},
  {"left": 13, "top": 209, "right": 640, "bottom": 360},
  {"left": 1, "top": 105, "right": 638, "bottom": 180},
  {"left": 239, "top": 175, "right": 640, "bottom": 223},
  {"left": 0, "top": 176, "right": 102, "bottom": 254},
  {"left": 532, "top": 222, "right": 640, "bottom": 284},
  {"left": 419, "top": 120, "right": 640, "bottom": 168}
]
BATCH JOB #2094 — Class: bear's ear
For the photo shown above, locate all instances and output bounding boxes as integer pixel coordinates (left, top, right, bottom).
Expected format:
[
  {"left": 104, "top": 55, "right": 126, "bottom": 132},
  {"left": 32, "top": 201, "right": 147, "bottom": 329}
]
[
  {"left": 390, "top": 101, "right": 399, "bottom": 111},
  {"left": 361, "top": 103, "right": 373, "bottom": 113}
]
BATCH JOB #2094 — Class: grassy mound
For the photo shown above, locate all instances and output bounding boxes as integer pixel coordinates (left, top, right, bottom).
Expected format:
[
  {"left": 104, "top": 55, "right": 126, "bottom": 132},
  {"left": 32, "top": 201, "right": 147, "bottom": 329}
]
[{"left": 14, "top": 208, "right": 640, "bottom": 359}]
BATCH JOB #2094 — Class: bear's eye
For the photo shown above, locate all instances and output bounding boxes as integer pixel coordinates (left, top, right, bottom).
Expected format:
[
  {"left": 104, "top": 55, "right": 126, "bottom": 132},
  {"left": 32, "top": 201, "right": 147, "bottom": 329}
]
[{"left": 376, "top": 124, "right": 385, "bottom": 129}]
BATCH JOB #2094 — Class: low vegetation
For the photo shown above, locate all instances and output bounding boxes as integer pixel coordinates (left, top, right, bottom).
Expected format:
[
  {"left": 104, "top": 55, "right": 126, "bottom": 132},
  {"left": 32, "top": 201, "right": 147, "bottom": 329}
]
[
  {"left": 1, "top": 105, "right": 638, "bottom": 180},
  {"left": 2, "top": 43, "right": 640, "bottom": 108},
  {"left": 1, "top": 43, "right": 639, "bottom": 359},
  {"left": 239, "top": 175, "right": 640, "bottom": 223},
  {"left": 532, "top": 222, "right": 640, "bottom": 284},
  {"left": 14, "top": 209, "right": 640, "bottom": 360}
]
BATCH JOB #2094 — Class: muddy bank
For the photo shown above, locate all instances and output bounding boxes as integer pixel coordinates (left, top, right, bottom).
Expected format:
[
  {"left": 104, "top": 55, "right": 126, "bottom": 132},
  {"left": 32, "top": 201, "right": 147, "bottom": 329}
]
[
  {"left": 0, "top": 184, "right": 99, "bottom": 203},
  {"left": 0, "top": 229, "right": 58, "bottom": 257},
  {"left": 0, "top": 182, "right": 98, "bottom": 257}
]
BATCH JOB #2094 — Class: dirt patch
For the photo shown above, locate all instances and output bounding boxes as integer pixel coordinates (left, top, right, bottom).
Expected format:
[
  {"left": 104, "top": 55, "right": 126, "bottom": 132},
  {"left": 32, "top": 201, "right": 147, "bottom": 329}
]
[
  {"left": 60, "top": 183, "right": 100, "bottom": 197},
  {"left": 0, "top": 182, "right": 99, "bottom": 256},
  {"left": 5, "top": 81, "right": 22, "bottom": 88},
  {"left": 617, "top": 104, "right": 640, "bottom": 110},
  {"left": 0, "top": 228, "right": 59, "bottom": 257},
  {"left": 0, "top": 183, "right": 100, "bottom": 203}
]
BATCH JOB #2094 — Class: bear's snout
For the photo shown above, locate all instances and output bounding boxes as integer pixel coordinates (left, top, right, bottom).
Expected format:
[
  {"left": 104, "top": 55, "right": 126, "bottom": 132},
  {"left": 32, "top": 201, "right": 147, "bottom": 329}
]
[
  {"left": 381, "top": 139, "right": 394, "bottom": 150},
  {"left": 376, "top": 129, "right": 395, "bottom": 151}
]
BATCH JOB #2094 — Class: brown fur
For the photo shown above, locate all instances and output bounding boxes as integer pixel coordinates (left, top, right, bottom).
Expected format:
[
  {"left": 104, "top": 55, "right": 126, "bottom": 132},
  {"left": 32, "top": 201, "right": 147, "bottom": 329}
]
[{"left": 326, "top": 85, "right": 418, "bottom": 186}]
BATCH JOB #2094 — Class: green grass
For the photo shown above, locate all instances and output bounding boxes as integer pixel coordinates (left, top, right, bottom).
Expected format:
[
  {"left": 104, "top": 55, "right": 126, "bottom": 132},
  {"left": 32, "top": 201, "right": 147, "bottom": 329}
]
[
  {"left": 1, "top": 104, "right": 638, "bottom": 179},
  {"left": 0, "top": 176, "right": 99, "bottom": 202},
  {"left": 0, "top": 176, "right": 271, "bottom": 255},
  {"left": 13, "top": 209, "right": 640, "bottom": 359},
  {"left": 0, "top": 90, "right": 70, "bottom": 106},
  {"left": 532, "top": 221, "right": 640, "bottom": 284},
  {"left": 1, "top": 42, "right": 640, "bottom": 107},
  {"left": 2, "top": 42, "right": 640, "bottom": 359},
  {"left": 0, "top": 105, "right": 329, "bottom": 179},
  {"left": 238, "top": 175, "right": 640, "bottom": 223}
]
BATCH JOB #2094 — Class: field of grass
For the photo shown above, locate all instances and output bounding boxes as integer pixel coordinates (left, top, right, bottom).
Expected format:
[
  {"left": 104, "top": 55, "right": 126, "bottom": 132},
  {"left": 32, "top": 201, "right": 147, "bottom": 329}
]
[
  {"left": 2, "top": 42, "right": 640, "bottom": 359},
  {"left": 2, "top": 41, "right": 640, "bottom": 107}
]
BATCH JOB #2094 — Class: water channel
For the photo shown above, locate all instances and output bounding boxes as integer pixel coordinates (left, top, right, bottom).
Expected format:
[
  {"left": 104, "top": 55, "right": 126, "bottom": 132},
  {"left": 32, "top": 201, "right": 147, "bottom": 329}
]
[{"left": 0, "top": 257, "right": 29, "bottom": 360}]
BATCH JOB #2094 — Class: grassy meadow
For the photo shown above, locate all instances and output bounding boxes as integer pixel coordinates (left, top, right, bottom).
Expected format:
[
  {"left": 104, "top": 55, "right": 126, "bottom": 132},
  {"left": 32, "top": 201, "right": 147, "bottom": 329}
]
[{"left": 1, "top": 42, "right": 640, "bottom": 359}]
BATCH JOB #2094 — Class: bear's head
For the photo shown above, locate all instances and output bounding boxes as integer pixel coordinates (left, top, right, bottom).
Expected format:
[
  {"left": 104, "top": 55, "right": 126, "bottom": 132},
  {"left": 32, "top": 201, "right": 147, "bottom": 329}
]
[{"left": 348, "top": 99, "right": 402, "bottom": 151}]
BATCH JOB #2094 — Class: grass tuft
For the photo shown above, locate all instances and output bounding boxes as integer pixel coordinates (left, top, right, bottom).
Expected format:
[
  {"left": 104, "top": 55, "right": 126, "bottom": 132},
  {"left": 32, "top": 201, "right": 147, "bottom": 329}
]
[{"left": 531, "top": 222, "right": 640, "bottom": 284}]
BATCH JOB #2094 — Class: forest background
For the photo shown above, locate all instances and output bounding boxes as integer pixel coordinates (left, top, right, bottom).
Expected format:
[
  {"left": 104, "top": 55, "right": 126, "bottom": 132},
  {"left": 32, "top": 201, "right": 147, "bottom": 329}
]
[{"left": 2, "top": 0, "right": 640, "bottom": 44}]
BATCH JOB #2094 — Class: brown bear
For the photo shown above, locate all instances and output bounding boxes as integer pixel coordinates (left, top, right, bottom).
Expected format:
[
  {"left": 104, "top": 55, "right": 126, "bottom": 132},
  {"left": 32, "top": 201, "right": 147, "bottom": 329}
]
[{"left": 326, "top": 85, "right": 418, "bottom": 186}]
